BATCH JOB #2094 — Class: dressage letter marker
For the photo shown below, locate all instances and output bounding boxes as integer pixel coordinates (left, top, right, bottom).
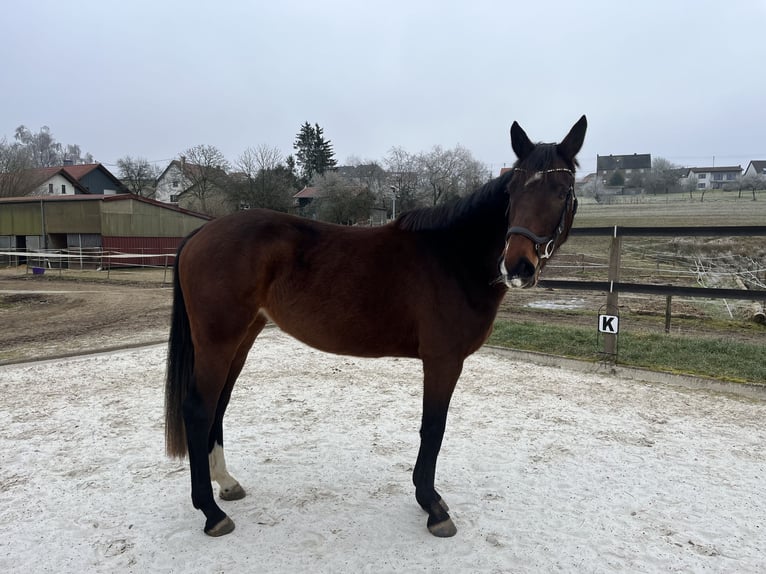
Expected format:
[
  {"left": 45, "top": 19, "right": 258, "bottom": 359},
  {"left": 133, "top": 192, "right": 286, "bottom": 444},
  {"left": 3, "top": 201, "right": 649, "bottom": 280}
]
[{"left": 598, "top": 314, "right": 619, "bottom": 334}]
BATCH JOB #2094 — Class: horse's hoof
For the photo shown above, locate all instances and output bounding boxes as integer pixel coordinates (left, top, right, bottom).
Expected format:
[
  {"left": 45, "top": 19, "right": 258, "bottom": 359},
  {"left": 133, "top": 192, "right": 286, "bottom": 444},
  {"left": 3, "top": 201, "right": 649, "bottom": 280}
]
[
  {"left": 428, "top": 517, "right": 457, "bottom": 538},
  {"left": 220, "top": 484, "right": 246, "bottom": 501},
  {"left": 205, "top": 516, "right": 235, "bottom": 537}
]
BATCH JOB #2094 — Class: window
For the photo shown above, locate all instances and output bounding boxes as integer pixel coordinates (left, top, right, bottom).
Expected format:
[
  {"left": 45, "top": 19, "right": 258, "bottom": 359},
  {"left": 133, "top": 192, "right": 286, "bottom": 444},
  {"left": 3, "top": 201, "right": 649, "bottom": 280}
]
[
  {"left": 172, "top": 180, "right": 179, "bottom": 188},
  {"left": 713, "top": 173, "right": 723, "bottom": 181},
  {"left": 170, "top": 195, "right": 180, "bottom": 203},
  {"left": 697, "top": 173, "right": 706, "bottom": 179},
  {"left": 61, "top": 184, "right": 66, "bottom": 194},
  {"left": 48, "top": 183, "right": 53, "bottom": 194},
  {"left": 697, "top": 183, "right": 706, "bottom": 189},
  {"left": 726, "top": 173, "right": 736, "bottom": 180}
]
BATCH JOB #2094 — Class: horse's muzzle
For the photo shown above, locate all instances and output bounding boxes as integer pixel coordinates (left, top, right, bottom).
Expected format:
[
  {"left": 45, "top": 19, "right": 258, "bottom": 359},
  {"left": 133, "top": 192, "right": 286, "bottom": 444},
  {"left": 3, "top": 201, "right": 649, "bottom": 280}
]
[{"left": 501, "top": 257, "right": 538, "bottom": 289}]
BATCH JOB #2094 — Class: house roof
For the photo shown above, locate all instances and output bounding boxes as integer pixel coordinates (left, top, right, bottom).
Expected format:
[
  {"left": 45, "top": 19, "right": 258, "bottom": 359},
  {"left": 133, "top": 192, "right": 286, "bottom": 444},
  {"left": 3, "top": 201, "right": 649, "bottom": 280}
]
[
  {"left": 293, "top": 186, "right": 321, "bottom": 199},
  {"left": 157, "top": 159, "right": 227, "bottom": 183},
  {"left": 597, "top": 154, "right": 652, "bottom": 171},
  {"left": 8, "top": 163, "right": 129, "bottom": 194},
  {"left": 0, "top": 193, "right": 212, "bottom": 220},
  {"left": 745, "top": 160, "right": 766, "bottom": 175},
  {"left": 20, "top": 166, "right": 88, "bottom": 193},
  {"left": 688, "top": 165, "right": 742, "bottom": 173}
]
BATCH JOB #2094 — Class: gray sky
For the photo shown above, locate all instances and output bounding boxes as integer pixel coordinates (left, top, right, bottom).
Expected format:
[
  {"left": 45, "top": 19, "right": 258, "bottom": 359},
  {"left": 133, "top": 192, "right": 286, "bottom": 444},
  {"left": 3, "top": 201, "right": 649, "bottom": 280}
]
[{"left": 2, "top": 0, "right": 765, "bottom": 177}]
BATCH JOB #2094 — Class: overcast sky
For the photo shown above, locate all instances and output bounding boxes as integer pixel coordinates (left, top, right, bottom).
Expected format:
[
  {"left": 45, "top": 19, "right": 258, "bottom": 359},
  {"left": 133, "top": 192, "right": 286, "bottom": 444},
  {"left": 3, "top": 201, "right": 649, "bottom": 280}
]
[{"left": 2, "top": 0, "right": 765, "bottom": 177}]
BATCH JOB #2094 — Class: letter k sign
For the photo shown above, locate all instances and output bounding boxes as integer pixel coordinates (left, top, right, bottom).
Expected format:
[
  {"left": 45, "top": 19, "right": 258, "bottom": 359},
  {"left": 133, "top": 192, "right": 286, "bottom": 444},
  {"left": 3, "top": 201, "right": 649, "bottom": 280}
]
[{"left": 598, "top": 314, "right": 619, "bottom": 334}]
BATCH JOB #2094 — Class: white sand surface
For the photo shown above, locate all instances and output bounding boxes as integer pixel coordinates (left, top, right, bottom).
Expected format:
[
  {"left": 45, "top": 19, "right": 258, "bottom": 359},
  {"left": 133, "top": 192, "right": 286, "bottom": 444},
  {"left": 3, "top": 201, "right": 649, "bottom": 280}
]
[{"left": 1, "top": 328, "right": 764, "bottom": 573}]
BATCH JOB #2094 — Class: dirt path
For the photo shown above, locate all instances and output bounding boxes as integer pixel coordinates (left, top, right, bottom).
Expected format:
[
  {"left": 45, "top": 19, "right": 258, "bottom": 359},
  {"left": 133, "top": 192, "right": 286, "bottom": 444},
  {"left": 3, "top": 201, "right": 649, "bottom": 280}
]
[{"left": 0, "top": 271, "right": 171, "bottom": 363}]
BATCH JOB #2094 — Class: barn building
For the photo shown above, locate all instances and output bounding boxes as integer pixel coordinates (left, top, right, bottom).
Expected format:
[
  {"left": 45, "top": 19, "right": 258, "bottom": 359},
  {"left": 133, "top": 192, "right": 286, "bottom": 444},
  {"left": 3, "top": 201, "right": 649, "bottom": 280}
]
[{"left": 0, "top": 194, "right": 210, "bottom": 267}]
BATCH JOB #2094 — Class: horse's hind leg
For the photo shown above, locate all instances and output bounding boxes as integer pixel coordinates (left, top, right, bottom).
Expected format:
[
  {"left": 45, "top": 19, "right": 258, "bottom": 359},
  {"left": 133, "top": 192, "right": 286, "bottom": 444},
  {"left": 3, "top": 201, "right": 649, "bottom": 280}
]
[
  {"left": 209, "top": 316, "right": 267, "bottom": 502},
  {"left": 183, "top": 352, "right": 234, "bottom": 536},
  {"left": 413, "top": 357, "right": 463, "bottom": 537}
]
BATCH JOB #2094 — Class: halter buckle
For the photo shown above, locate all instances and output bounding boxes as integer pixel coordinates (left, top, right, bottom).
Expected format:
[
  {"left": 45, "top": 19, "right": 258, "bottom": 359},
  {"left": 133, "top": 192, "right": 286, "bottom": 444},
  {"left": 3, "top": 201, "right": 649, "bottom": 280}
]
[{"left": 540, "top": 239, "right": 556, "bottom": 259}]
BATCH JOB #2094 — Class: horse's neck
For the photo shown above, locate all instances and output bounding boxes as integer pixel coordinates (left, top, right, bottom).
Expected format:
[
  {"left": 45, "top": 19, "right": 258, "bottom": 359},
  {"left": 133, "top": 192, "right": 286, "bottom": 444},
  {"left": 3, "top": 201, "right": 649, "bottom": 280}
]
[{"left": 444, "top": 187, "right": 510, "bottom": 280}]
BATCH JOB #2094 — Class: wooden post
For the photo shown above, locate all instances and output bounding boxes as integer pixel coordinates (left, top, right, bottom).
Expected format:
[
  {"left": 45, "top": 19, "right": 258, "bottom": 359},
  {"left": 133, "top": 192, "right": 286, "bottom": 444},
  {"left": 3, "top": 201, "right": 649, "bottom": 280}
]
[
  {"left": 665, "top": 295, "right": 672, "bottom": 333},
  {"left": 604, "top": 227, "right": 621, "bottom": 357}
]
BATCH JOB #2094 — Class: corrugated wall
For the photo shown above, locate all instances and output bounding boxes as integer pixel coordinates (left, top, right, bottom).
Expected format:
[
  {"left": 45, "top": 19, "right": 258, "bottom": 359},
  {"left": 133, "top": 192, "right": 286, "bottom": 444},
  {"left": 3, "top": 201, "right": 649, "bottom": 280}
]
[
  {"left": 0, "top": 201, "right": 101, "bottom": 235},
  {"left": 100, "top": 198, "right": 207, "bottom": 237}
]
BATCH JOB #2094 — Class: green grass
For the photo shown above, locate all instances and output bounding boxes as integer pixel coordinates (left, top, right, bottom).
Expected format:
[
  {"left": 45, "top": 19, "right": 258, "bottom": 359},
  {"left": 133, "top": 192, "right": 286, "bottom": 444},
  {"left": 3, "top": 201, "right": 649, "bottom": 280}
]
[{"left": 488, "top": 320, "right": 766, "bottom": 385}]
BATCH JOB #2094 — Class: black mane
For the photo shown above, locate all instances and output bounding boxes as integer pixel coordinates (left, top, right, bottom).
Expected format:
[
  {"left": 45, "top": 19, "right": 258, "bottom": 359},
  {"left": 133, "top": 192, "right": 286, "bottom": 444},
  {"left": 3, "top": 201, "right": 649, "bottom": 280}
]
[{"left": 394, "top": 169, "right": 514, "bottom": 232}]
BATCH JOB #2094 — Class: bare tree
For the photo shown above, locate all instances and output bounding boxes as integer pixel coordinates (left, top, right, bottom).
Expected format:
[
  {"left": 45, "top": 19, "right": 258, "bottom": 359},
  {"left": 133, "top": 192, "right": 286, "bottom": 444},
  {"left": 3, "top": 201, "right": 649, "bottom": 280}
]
[
  {"left": 312, "top": 171, "right": 374, "bottom": 225},
  {"left": 740, "top": 174, "right": 765, "bottom": 200},
  {"left": 384, "top": 147, "right": 421, "bottom": 215},
  {"left": 179, "top": 144, "right": 231, "bottom": 215},
  {"left": 117, "top": 156, "right": 160, "bottom": 197},
  {"left": 416, "top": 145, "right": 490, "bottom": 205},
  {"left": 12, "top": 125, "right": 93, "bottom": 167},
  {"left": 234, "top": 145, "right": 296, "bottom": 212},
  {"left": 644, "top": 157, "right": 683, "bottom": 195},
  {"left": 0, "top": 138, "right": 35, "bottom": 197}
]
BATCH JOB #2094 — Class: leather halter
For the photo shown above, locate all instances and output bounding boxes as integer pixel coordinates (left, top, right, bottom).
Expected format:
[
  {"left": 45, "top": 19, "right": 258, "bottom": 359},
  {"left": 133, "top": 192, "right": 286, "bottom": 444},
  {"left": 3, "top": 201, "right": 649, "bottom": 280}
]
[{"left": 505, "top": 167, "right": 577, "bottom": 261}]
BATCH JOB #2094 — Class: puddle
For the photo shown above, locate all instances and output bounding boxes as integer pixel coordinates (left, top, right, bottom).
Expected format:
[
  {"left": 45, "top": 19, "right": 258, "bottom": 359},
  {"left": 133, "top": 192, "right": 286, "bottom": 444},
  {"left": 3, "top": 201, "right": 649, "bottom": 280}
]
[{"left": 525, "top": 298, "right": 586, "bottom": 310}]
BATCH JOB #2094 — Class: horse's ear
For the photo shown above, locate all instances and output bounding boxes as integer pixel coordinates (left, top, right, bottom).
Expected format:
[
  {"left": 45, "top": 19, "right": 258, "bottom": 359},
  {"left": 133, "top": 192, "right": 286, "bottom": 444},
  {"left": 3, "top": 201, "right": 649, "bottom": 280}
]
[
  {"left": 557, "top": 115, "right": 587, "bottom": 162},
  {"left": 510, "top": 121, "right": 535, "bottom": 161}
]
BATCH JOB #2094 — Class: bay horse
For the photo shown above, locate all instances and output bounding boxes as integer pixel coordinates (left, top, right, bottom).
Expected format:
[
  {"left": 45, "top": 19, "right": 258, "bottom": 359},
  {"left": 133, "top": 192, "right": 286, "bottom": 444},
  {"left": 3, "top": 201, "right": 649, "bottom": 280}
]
[{"left": 165, "top": 116, "right": 587, "bottom": 537}]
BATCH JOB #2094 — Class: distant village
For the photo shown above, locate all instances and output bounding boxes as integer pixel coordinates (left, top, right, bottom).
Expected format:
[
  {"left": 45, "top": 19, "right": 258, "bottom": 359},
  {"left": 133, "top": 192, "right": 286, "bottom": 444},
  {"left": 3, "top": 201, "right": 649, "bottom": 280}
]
[{"left": 579, "top": 154, "right": 766, "bottom": 201}]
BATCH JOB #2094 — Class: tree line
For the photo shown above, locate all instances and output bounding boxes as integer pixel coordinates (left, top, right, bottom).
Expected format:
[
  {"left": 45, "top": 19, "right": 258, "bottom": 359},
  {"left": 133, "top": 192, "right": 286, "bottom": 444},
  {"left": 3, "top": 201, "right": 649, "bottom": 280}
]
[{"left": 1, "top": 122, "right": 492, "bottom": 223}]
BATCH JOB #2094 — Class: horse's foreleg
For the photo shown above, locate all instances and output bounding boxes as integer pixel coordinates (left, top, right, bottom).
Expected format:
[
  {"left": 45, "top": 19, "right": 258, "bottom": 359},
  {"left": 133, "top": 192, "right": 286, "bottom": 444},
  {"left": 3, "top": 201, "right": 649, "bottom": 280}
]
[{"left": 413, "top": 358, "right": 463, "bottom": 537}]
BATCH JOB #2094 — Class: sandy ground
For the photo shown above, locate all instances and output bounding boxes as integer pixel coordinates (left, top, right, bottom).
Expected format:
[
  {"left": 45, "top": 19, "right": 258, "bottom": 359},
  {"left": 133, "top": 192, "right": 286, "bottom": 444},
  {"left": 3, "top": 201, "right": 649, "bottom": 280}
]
[
  {"left": 1, "top": 328, "right": 764, "bottom": 573},
  {"left": 0, "top": 272, "right": 172, "bottom": 363}
]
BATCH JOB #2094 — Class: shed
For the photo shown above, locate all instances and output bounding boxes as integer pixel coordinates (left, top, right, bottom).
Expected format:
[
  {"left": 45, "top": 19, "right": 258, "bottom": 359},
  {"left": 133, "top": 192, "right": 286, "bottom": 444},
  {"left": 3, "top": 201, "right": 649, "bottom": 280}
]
[{"left": 0, "top": 194, "right": 210, "bottom": 267}]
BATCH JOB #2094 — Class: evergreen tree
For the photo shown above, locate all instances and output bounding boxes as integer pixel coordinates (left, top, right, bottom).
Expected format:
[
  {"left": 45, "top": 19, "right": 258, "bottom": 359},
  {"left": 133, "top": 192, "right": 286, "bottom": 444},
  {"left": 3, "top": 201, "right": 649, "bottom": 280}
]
[{"left": 293, "top": 122, "right": 337, "bottom": 185}]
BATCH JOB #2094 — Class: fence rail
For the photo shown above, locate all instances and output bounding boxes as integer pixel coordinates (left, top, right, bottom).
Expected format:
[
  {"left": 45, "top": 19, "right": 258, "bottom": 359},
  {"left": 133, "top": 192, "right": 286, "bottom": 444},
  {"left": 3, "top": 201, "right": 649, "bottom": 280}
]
[
  {"left": 539, "top": 279, "right": 766, "bottom": 301},
  {"left": 571, "top": 225, "right": 766, "bottom": 238}
]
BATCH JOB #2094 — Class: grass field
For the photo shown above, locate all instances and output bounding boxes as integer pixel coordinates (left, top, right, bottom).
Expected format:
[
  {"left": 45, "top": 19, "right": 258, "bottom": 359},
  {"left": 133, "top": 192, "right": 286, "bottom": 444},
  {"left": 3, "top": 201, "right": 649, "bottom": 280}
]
[{"left": 573, "top": 188, "right": 766, "bottom": 227}]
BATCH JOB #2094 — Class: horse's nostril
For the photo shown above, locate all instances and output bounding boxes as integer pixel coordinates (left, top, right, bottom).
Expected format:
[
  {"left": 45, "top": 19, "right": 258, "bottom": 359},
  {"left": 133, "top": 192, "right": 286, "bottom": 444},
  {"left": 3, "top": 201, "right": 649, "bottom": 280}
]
[{"left": 508, "top": 258, "right": 535, "bottom": 280}]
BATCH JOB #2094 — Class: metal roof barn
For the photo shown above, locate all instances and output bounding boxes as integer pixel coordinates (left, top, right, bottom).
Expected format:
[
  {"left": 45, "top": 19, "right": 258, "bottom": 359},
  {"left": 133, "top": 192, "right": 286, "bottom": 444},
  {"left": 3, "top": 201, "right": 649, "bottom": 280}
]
[{"left": 0, "top": 194, "right": 210, "bottom": 267}]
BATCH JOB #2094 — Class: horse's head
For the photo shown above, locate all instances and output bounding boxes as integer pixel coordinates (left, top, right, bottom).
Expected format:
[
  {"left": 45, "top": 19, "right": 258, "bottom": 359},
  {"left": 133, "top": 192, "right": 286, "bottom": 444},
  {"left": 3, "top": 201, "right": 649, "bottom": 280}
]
[{"left": 502, "top": 115, "right": 587, "bottom": 288}]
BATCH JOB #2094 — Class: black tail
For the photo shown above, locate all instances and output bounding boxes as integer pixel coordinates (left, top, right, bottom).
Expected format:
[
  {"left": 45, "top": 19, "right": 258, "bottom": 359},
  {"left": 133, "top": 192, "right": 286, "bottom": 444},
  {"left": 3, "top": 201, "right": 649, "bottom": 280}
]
[{"left": 164, "top": 230, "right": 199, "bottom": 458}]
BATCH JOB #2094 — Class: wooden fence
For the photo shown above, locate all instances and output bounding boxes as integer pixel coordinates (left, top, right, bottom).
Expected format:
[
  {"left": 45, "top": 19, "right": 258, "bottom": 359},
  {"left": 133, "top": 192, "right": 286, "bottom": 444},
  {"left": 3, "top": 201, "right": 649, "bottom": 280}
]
[{"left": 539, "top": 225, "right": 766, "bottom": 357}]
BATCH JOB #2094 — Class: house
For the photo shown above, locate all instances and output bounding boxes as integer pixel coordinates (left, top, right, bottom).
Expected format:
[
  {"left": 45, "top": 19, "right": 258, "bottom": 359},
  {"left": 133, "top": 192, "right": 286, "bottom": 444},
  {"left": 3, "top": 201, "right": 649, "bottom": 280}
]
[
  {"left": 1, "top": 163, "right": 129, "bottom": 196},
  {"left": 155, "top": 159, "right": 231, "bottom": 215},
  {"left": 596, "top": 154, "right": 652, "bottom": 185},
  {"left": 293, "top": 186, "right": 321, "bottom": 210},
  {"left": 744, "top": 160, "right": 766, "bottom": 179},
  {"left": 155, "top": 160, "right": 189, "bottom": 204},
  {"left": 685, "top": 166, "right": 742, "bottom": 189}
]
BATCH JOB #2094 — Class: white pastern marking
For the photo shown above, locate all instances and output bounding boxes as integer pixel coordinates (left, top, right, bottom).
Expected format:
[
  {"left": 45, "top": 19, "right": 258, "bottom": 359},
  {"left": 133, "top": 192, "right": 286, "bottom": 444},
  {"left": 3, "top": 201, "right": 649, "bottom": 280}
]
[{"left": 209, "top": 442, "right": 239, "bottom": 491}]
